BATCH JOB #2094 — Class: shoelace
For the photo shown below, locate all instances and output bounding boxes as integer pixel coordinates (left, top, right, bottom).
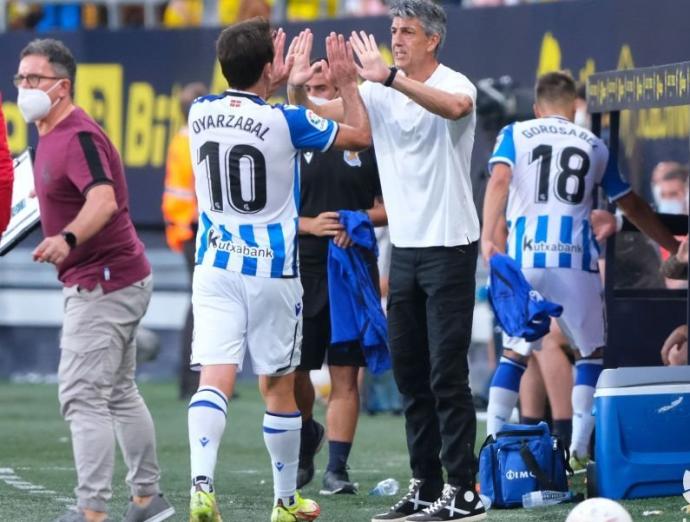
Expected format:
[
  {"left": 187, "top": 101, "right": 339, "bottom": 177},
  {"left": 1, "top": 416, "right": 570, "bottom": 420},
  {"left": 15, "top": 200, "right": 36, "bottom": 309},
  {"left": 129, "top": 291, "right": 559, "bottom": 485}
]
[
  {"left": 392, "top": 479, "right": 422, "bottom": 510},
  {"left": 422, "top": 484, "right": 458, "bottom": 514}
]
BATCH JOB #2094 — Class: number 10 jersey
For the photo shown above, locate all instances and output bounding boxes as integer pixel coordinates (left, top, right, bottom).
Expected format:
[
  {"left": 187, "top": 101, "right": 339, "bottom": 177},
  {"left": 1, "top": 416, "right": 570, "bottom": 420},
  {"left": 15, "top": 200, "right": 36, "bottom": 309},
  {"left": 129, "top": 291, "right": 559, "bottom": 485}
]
[
  {"left": 189, "top": 90, "right": 338, "bottom": 278},
  {"left": 489, "top": 116, "right": 631, "bottom": 272}
]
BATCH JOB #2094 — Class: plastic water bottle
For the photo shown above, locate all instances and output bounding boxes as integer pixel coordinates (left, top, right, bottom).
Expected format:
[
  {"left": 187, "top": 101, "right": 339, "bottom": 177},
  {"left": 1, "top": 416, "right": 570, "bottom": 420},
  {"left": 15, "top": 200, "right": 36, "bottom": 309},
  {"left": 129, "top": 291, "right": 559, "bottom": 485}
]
[
  {"left": 369, "top": 478, "right": 400, "bottom": 496},
  {"left": 521, "top": 490, "right": 571, "bottom": 508},
  {"left": 478, "top": 494, "right": 492, "bottom": 510}
]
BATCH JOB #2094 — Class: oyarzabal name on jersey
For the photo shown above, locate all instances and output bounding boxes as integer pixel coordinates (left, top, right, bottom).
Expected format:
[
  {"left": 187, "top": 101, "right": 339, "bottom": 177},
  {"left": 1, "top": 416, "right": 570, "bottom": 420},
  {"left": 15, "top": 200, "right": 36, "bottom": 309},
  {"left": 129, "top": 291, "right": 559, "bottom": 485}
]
[
  {"left": 191, "top": 114, "right": 270, "bottom": 141},
  {"left": 209, "top": 235, "right": 275, "bottom": 259},
  {"left": 521, "top": 125, "right": 596, "bottom": 146},
  {"left": 523, "top": 238, "right": 583, "bottom": 253}
]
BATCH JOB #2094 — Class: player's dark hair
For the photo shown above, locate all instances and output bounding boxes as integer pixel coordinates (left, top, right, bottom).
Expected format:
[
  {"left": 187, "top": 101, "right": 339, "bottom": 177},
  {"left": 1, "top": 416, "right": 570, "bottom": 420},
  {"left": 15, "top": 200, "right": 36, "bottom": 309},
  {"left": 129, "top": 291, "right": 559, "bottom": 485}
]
[
  {"left": 535, "top": 71, "right": 577, "bottom": 105},
  {"left": 389, "top": 0, "right": 447, "bottom": 56},
  {"left": 20, "top": 38, "right": 76, "bottom": 97},
  {"left": 216, "top": 18, "right": 274, "bottom": 90}
]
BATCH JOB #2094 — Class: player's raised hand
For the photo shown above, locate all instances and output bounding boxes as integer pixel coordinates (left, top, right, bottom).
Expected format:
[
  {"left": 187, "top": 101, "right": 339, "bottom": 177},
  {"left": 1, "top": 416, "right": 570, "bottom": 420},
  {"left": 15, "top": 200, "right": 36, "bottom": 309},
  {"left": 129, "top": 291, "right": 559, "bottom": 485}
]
[
  {"left": 349, "top": 31, "right": 390, "bottom": 84},
  {"left": 270, "top": 28, "right": 297, "bottom": 93},
  {"left": 324, "top": 33, "right": 357, "bottom": 90},
  {"left": 288, "top": 29, "right": 318, "bottom": 88}
]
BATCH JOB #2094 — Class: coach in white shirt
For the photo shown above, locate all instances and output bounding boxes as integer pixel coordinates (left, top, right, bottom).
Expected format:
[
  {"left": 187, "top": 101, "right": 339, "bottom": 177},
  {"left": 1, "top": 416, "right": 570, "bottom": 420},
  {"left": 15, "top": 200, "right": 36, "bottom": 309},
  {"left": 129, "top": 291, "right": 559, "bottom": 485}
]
[{"left": 289, "top": 2, "right": 485, "bottom": 520}]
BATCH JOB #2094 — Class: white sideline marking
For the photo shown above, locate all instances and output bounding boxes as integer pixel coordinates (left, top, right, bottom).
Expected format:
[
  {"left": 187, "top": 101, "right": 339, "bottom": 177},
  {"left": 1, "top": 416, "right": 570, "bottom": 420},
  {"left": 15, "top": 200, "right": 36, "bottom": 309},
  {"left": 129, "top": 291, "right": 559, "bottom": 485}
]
[{"left": 0, "top": 466, "right": 73, "bottom": 506}]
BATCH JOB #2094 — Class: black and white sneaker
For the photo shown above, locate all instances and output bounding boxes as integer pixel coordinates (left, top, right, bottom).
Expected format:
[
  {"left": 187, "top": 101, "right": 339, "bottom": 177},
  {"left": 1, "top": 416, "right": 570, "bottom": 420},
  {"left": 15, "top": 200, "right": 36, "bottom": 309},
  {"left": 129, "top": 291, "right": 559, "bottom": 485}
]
[
  {"left": 406, "top": 484, "right": 486, "bottom": 521},
  {"left": 371, "top": 478, "right": 440, "bottom": 521}
]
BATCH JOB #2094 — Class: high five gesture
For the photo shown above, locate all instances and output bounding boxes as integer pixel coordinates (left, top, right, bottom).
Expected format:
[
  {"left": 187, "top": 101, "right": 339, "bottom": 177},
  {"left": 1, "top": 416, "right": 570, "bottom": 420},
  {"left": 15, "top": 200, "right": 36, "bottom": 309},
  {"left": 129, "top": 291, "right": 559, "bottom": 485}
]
[
  {"left": 269, "top": 27, "right": 297, "bottom": 95},
  {"left": 348, "top": 31, "right": 390, "bottom": 84}
]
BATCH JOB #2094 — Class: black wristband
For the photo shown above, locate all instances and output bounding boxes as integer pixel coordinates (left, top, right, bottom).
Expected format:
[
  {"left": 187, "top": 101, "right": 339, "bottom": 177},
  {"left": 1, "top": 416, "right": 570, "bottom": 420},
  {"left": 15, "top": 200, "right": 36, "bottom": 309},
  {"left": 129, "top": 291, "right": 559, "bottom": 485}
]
[
  {"left": 384, "top": 66, "right": 398, "bottom": 87},
  {"left": 61, "top": 230, "right": 77, "bottom": 249}
]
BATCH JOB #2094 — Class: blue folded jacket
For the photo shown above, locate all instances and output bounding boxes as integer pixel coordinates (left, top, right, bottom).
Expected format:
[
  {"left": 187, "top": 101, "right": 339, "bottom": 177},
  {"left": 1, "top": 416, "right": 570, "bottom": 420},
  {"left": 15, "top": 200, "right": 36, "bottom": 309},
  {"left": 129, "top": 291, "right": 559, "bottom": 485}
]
[
  {"left": 327, "top": 210, "right": 391, "bottom": 374},
  {"left": 488, "top": 253, "right": 563, "bottom": 342}
]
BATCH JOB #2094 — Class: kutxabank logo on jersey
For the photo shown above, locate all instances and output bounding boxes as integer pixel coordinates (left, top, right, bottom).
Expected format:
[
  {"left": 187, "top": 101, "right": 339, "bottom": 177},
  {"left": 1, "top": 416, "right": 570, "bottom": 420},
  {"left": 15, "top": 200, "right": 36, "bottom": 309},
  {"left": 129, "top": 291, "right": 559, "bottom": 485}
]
[
  {"left": 208, "top": 229, "right": 275, "bottom": 259},
  {"left": 522, "top": 237, "right": 583, "bottom": 253}
]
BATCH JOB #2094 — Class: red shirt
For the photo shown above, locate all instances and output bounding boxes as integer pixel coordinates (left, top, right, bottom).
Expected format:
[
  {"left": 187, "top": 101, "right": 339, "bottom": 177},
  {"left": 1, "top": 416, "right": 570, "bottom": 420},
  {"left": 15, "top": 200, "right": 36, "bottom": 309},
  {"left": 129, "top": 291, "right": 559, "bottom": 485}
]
[
  {"left": 0, "top": 94, "right": 13, "bottom": 234},
  {"left": 33, "top": 107, "right": 150, "bottom": 292}
]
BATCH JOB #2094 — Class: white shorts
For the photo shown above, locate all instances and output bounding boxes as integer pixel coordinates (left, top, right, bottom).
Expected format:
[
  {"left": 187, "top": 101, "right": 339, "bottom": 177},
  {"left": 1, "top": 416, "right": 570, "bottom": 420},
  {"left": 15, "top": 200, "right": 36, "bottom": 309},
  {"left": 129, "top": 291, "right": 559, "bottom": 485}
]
[
  {"left": 503, "top": 268, "right": 605, "bottom": 358},
  {"left": 191, "top": 265, "right": 303, "bottom": 376}
]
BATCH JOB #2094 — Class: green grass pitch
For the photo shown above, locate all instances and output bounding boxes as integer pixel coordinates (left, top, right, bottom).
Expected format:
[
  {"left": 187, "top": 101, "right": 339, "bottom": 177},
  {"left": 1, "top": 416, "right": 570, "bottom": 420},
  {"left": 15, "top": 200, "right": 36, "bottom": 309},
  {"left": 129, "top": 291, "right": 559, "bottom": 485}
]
[{"left": 0, "top": 381, "right": 686, "bottom": 521}]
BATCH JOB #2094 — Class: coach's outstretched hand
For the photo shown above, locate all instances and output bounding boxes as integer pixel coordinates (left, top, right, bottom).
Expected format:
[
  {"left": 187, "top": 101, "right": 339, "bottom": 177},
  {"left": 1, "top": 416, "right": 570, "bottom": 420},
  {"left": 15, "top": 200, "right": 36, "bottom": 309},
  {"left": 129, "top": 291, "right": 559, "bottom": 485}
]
[
  {"left": 325, "top": 33, "right": 358, "bottom": 91},
  {"left": 349, "top": 31, "right": 390, "bottom": 84}
]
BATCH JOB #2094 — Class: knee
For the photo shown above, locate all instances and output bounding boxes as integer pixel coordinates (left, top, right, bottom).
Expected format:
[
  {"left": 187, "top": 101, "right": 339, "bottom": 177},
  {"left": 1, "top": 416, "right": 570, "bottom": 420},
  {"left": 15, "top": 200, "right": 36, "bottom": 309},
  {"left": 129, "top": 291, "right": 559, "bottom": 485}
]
[
  {"left": 429, "top": 359, "right": 470, "bottom": 399},
  {"left": 109, "top": 383, "right": 145, "bottom": 413},
  {"left": 329, "top": 368, "right": 359, "bottom": 399},
  {"left": 429, "top": 373, "right": 470, "bottom": 400},
  {"left": 59, "top": 374, "right": 111, "bottom": 420},
  {"left": 59, "top": 387, "right": 108, "bottom": 420},
  {"left": 391, "top": 366, "right": 428, "bottom": 397}
]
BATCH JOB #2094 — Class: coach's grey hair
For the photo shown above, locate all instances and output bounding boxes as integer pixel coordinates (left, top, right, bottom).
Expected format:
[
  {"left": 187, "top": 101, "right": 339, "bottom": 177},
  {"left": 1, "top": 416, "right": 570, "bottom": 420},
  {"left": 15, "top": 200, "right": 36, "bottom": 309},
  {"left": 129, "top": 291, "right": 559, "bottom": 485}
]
[
  {"left": 20, "top": 39, "right": 76, "bottom": 96},
  {"left": 389, "top": 0, "right": 447, "bottom": 55}
]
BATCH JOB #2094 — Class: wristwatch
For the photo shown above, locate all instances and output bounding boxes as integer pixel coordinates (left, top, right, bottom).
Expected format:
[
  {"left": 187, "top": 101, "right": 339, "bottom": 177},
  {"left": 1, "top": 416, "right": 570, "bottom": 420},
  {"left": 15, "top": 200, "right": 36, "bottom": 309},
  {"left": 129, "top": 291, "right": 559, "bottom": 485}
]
[
  {"left": 61, "top": 230, "right": 77, "bottom": 250},
  {"left": 384, "top": 67, "right": 399, "bottom": 87}
]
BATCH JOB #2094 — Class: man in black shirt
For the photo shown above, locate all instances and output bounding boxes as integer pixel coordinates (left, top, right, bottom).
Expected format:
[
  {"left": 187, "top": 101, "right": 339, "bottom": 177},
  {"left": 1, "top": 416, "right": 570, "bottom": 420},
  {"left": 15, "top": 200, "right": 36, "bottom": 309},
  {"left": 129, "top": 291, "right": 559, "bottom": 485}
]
[{"left": 296, "top": 61, "right": 387, "bottom": 495}]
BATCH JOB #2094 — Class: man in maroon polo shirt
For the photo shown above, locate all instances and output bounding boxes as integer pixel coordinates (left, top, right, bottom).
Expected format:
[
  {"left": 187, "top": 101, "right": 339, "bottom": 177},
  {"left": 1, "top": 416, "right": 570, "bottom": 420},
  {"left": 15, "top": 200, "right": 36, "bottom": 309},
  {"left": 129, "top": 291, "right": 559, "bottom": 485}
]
[{"left": 16, "top": 39, "right": 174, "bottom": 522}]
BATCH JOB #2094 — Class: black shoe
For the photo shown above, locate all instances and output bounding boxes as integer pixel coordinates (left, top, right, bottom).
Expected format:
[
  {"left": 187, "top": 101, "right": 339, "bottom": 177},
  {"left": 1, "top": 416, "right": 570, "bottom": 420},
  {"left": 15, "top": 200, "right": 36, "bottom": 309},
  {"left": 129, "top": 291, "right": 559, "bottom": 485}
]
[
  {"left": 406, "top": 484, "right": 486, "bottom": 521},
  {"left": 296, "top": 420, "right": 326, "bottom": 489},
  {"left": 371, "top": 478, "right": 440, "bottom": 521},
  {"left": 319, "top": 468, "right": 358, "bottom": 495}
]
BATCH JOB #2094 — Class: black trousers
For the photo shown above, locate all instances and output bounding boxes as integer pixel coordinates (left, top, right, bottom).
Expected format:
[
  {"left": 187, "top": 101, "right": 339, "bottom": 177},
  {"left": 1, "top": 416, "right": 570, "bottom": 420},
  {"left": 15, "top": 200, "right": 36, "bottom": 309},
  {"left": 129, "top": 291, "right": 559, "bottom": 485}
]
[
  {"left": 180, "top": 238, "right": 199, "bottom": 398},
  {"left": 388, "top": 243, "right": 478, "bottom": 487}
]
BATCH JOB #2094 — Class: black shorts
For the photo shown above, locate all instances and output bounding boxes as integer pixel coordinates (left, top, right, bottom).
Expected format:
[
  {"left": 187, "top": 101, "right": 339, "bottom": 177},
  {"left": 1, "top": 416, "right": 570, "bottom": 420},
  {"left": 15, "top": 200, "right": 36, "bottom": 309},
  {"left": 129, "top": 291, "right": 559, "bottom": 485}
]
[{"left": 297, "top": 273, "right": 367, "bottom": 371}]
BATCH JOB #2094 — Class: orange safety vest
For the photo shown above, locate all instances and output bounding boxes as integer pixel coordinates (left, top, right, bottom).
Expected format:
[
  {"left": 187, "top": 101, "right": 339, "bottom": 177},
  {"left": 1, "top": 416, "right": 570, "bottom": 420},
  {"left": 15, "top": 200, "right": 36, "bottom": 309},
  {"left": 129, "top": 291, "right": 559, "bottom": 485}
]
[{"left": 162, "top": 128, "right": 197, "bottom": 252}]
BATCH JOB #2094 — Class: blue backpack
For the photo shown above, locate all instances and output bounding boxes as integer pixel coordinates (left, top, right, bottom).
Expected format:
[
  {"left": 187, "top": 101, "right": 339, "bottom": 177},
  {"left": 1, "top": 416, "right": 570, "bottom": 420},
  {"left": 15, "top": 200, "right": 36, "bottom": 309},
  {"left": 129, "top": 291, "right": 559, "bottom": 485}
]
[{"left": 479, "top": 422, "right": 571, "bottom": 508}]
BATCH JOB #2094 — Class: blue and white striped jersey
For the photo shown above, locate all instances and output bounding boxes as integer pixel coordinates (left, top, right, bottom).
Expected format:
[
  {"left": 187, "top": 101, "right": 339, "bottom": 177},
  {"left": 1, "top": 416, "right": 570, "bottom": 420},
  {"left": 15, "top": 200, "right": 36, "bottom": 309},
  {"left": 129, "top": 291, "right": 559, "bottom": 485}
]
[
  {"left": 189, "top": 90, "right": 338, "bottom": 278},
  {"left": 489, "top": 116, "right": 631, "bottom": 272}
]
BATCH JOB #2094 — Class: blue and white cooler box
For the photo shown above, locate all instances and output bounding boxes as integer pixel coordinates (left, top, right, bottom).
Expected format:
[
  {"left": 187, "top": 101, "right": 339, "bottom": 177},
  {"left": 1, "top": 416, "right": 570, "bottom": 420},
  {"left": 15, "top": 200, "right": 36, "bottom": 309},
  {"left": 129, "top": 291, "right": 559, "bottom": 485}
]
[{"left": 593, "top": 366, "right": 690, "bottom": 500}]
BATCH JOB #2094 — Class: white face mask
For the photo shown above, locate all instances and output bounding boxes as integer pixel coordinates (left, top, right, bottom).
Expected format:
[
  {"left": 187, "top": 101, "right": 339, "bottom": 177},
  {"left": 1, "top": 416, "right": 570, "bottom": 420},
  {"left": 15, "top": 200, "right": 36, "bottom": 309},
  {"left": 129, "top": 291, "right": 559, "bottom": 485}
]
[
  {"left": 652, "top": 184, "right": 663, "bottom": 207},
  {"left": 17, "top": 81, "right": 61, "bottom": 123},
  {"left": 657, "top": 197, "right": 685, "bottom": 215}
]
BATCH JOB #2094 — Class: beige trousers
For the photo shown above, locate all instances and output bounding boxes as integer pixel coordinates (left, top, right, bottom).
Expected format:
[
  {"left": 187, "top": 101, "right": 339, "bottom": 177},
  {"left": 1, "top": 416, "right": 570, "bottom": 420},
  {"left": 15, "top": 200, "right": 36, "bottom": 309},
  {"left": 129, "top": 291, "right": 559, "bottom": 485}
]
[{"left": 58, "top": 275, "right": 161, "bottom": 512}]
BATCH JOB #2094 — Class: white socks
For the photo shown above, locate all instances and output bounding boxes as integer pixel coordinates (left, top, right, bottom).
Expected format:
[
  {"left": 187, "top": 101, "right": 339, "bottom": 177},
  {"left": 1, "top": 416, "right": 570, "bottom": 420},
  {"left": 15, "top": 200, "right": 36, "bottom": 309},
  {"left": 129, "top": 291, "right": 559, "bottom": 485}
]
[
  {"left": 570, "top": 358, "right": 603, "bottom": 458},
  {"left": 263, "top": 411, "right": 301, "bottom": 505},
  {"left": 487, "top": 357, "right": 527, "bottom": 436},
  {"left": 188, "top": 386, "right": 228, "bottom": 486}
]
